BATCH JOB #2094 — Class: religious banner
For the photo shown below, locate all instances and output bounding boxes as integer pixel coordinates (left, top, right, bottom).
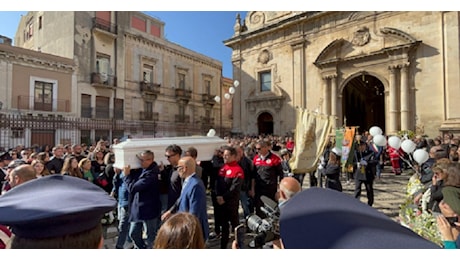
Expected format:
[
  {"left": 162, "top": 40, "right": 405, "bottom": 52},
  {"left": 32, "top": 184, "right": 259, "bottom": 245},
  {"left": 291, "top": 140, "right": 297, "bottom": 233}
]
[
  {"left": 289, "top": 108, "right": 335, "bottom": 173},
  {"left": 341, "top": 126, "right": 357, "bottom": 172}
]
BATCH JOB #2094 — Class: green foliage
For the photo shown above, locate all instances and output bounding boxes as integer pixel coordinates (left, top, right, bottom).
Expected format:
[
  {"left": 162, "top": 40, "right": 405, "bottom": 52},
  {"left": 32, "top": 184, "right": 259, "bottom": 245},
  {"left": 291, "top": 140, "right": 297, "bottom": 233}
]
[{"left": 397, "top": 130, "right": 416, "bottom": 139}]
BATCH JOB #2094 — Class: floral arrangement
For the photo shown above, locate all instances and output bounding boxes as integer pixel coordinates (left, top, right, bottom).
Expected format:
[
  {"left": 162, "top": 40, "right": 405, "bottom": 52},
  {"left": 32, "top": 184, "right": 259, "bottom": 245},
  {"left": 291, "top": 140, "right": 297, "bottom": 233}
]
[
  {"left": 398, "top": 173, "right": 443, "bottom": 246},
  {"left": 397, "top": 130, "right": 416, "bottom": 139}
]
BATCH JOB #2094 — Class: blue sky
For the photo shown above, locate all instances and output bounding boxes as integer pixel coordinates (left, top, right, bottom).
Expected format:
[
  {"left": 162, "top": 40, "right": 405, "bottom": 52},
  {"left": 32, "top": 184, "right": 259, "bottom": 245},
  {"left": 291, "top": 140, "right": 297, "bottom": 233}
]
[{"left": 0, "top": 11, "right": 245, "bottom": 78}]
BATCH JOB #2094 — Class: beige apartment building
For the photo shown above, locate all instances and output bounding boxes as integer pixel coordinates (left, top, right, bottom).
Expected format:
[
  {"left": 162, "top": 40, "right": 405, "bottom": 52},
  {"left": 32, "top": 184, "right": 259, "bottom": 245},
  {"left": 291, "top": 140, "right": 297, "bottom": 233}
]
[
  {"left": 225, "top": 11, "right": 460, "bottom": 138},
  {"left": 13, "top": 11, "right": 226, "bottom": 146},
  {"left": 0, "top": 37, "right": 76, "bottom": 149}
]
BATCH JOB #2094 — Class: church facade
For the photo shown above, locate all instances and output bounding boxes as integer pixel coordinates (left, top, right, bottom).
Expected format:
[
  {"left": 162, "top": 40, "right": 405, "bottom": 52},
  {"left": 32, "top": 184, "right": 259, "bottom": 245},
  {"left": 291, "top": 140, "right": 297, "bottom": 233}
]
[{"left": 224, "top": 11, "right": 460, "bottom": 138}]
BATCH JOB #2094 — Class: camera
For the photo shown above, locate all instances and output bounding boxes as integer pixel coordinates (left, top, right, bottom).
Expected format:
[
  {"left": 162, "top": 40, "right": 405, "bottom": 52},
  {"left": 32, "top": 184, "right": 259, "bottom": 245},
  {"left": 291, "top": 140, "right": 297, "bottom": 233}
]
[{"left": 246, "top": 195, "right": 280, "bottom": 248}]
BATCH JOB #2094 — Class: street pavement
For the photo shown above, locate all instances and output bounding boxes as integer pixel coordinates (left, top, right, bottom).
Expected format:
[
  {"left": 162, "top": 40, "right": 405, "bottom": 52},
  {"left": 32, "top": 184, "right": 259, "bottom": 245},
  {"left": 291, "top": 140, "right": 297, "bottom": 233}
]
[{"left": 102, "top": 166, "right": 412, "bottom": 249}]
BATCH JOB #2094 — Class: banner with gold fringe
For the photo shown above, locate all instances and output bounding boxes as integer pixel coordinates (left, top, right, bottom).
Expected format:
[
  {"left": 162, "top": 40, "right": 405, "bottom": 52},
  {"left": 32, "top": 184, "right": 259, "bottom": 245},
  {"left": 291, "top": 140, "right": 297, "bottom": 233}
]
[{"left": 289, "top": 108, "right": 335, "bottom": 173}]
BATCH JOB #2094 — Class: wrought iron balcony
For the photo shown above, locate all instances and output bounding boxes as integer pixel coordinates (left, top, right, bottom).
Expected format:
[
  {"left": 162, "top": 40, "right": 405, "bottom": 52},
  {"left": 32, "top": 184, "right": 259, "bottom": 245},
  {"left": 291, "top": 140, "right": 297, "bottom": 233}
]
[
  {"left": 92, "top": 17, "right": 117, "bottom": 35},
  {"left": 91, "top": 72, "right": 117, "bottom": 88},
  {"left": 201, "top": 93, "right": 216, "bottom": 106},
  {"left": 174, "top": 88, "right": 192, "bottom": 102},
  {"left": 140, "top": 82, "right": 161, "bottom": 95},
  {"left": 17, "top": 95, "right": 70, "bottom": 112},
  {"left": 175, "top": 114, "right": 190, "bottom": 123},
  {"left": 139, "top": 111, "right": 159, "bottom": 121}
]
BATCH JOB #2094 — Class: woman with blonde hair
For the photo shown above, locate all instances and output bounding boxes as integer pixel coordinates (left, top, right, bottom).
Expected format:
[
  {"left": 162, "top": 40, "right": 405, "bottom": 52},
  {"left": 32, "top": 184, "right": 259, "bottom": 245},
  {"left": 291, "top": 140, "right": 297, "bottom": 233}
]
[
  {"left": 153, "top": 212, "right": 205, "bottom": 249},
  {"left": 31, "top": 159, "right": 51, "bottom": 178}
]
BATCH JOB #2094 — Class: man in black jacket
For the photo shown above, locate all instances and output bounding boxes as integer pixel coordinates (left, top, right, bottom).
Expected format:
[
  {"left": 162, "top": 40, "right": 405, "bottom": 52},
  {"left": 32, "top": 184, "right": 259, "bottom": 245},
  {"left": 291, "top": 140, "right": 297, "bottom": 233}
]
[
  {"left": 353, "top": 142, "right": 378, "bottom": 206},
  {"left": 45, "top": 145, "right": 64, "bottom": 174}
]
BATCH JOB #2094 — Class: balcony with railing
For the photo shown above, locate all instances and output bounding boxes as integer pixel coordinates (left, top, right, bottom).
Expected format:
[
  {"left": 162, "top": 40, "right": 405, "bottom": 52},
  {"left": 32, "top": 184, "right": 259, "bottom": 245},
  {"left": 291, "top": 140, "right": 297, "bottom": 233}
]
[
  {"left": 175, "top": 114, "right": 190, "bottom": 123},
  {"left": 91, "top": 72, "right": 117, "bottom": 88},
  {"left": 140, "top": 82, "right": 161, "bottom": 99},
  {"left": 201, "top": 93, "right": 216, "bottom": 107},
  {"left": 92, "top": 17, "right": 117, "bottom": 35},
  {"left": 17, "top": 95, "right": 70, "bottom": 113},
  {"left": 139, "top": 111, "right": 159, "bottom": 121},
  {"left": 174, "top": 88, "right": 192, "bottom": 103}
]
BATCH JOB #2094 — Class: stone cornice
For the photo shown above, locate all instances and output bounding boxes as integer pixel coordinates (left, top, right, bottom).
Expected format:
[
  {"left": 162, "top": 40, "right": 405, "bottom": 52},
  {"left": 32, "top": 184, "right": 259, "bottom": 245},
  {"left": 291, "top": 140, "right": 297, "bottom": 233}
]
[
  {"left": 0, "top": 50, "right": 75, "bottom": 72},
  {"left": 224, "top": 11, "right": 324, "bottom": 47},
  {"left": 125, "top": 33, "right": 222, "bottom": 72}
]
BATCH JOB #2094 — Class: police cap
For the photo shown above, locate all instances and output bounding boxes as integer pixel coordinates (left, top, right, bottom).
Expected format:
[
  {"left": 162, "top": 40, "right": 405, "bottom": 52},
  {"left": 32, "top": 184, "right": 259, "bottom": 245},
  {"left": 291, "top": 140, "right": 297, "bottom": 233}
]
[
  {"left": 280, "top": 187, "right": 440, "bottom": 249},
  {"left": 0, "top": 151, "right": 12, "bottom": 162},
  {"left": 0, "top": 175, "right": 116, "bottom": 239}
]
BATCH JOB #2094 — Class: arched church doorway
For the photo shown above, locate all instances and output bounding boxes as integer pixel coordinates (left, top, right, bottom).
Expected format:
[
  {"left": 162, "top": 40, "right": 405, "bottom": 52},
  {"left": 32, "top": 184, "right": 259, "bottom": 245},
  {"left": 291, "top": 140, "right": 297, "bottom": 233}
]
[
  {"left": 258, "top": 112, "right": 274, "bottom": 135},
  {"left": 342, "top": 74, "right": 385, "bottom": 133}
]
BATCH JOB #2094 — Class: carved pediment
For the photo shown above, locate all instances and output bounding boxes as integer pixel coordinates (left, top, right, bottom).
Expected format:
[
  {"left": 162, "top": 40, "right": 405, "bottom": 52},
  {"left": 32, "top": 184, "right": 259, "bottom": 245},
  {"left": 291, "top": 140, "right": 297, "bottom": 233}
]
[{"left": 314, "top": 27, "right": 421, "bottom": 68}]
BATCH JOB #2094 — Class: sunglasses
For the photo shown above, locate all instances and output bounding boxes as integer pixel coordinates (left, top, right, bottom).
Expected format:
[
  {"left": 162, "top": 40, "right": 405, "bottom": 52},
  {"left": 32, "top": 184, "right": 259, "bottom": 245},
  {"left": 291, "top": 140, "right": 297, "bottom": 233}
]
[
  {"left": 255, "top": 147, "right": 262, "bottom": 150},
  {"left": 165, "top": 153, "right": 177, "bottom": 159}
]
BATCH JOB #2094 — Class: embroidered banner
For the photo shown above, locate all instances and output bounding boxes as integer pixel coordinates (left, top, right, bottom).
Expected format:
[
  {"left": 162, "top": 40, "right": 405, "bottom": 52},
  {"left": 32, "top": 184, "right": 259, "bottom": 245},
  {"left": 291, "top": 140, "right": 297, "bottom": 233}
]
[
  {"left": 341, "top": 126, "right": 357, "bottom": 172},
  {"left": 289, "top": 108, "right": 335, "bottom": 173}
]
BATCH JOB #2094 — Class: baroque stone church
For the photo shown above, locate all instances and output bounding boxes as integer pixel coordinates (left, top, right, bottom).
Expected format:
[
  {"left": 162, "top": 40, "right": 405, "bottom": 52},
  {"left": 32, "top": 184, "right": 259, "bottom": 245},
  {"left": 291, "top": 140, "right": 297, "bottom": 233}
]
[{"left": 224, "top": 11, "right": 460, "bottom": 138}]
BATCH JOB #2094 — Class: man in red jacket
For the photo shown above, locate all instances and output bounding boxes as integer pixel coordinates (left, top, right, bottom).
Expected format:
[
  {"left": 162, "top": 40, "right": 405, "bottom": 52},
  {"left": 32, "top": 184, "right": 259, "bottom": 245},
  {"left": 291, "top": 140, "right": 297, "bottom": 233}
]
[
  {"left": 253, "top": 140, "right": 283, "bottom": 218},
  {"left": 215, "top": 146, "right": 244, "bottom": 248}
]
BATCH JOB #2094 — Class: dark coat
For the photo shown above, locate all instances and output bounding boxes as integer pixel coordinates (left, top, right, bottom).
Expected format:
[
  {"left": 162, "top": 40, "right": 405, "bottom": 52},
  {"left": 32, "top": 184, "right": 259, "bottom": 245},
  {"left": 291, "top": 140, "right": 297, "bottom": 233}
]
[
  {"left": 325, "top": 164, "right": 342, "bottom": 192},
  {"left": 124, "top": 162, "right": 161, "bottom": 221}
]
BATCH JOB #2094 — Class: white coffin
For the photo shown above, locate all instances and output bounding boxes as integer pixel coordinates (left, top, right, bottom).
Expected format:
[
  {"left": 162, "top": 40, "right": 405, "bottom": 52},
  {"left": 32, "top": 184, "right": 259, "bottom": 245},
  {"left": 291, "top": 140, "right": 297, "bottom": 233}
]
[{"left": 112, "top": 136, "right": 228, "bottom": 169}]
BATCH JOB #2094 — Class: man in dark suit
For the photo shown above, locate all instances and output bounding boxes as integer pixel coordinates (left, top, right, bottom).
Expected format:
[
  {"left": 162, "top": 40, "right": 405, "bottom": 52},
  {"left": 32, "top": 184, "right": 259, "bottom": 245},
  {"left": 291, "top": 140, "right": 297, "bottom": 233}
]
[
  {"left": 161, "top": 156, "right": 209, "bottom": 241},
  {"left": 123, "top": 150, "right": 161, "bottom": 249}
]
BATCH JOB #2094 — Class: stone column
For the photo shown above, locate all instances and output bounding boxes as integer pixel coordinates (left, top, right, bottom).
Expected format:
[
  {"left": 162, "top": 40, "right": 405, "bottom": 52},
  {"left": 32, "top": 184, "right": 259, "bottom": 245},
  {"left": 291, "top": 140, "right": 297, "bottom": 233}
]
[
  {"left": 389, "top": 66, "right": 398, "bottom": 134},
  {"left": 330, "top": 74, "right": 338, "bottom": 129},
  {"left": 400, "top": 64, "right": 409, "bottom": 131},
  {"left": 322, "top": 76, "right": 330, "bottom": 115}
]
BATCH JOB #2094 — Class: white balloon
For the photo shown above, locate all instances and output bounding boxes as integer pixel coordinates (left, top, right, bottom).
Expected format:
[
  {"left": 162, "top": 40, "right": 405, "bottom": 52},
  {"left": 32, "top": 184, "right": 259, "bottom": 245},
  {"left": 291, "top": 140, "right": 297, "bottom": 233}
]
[
  {"left": 233, "top": 80, "right": 240, "bottom": 88},
  {"left": 229, "top": 86, "right": 236, "bottom": 94},
  {"left": 401, "top": 139, "right": 416, "bottom": 154},
  {"left": 208, "top": 129, "right": 216, "bottom": 137},
  {"left": 214, "top": 96, "right": 221, "bottom": 103},
  {"left": 373, "top": 134, "right": 387, "bottom": 147},
  {"left": 369, "top": 126, "right": 383, "bottom": 136},
  {"left": 413, "top": 149, "right": 429, "bottom": 164},
  {"left": 388, "top": 136, "right": 401, "bottom": 150},
  {"left": 224, "top": 93, "right": 231, "bottom": 100}
]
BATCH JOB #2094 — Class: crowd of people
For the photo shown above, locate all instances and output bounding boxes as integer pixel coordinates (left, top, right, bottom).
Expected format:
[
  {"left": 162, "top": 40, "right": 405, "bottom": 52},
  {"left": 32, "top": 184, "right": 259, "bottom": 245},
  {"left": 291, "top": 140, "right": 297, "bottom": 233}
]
[{"left": 0, "top": 131, "right": 458, "bottom": 249}]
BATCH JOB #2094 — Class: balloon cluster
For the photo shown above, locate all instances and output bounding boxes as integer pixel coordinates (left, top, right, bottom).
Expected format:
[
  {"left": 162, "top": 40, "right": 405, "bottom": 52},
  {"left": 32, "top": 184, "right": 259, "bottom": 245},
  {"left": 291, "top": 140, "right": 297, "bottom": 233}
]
[
  {"left": 213, "top": 80, "right": 239, "bottom": 103},
  {"left": 371, "top": 125, "right": 429, "bottom": 165},
  {"left": 206, "top": 128, "right": 216, "bottom": 137}
]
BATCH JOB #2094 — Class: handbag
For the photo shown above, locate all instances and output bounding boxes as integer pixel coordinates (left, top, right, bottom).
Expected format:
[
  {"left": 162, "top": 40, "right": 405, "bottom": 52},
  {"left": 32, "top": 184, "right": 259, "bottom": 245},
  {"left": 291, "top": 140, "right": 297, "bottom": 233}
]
[{"left": 96, "top": 172, "right": 109, "bottom": 188}]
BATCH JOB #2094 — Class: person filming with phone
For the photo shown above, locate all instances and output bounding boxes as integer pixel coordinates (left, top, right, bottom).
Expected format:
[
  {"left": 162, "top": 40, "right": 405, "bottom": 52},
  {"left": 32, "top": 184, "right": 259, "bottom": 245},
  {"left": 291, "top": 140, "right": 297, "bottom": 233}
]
[{"left": 435, "top": 165, "right": 460, "bottom": 249}]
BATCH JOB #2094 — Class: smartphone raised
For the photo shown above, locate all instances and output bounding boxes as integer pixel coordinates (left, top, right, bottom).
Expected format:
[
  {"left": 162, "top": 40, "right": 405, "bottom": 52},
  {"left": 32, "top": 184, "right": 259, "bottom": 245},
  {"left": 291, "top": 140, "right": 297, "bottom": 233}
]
[
  {"left": 234, "top": 224, "right": 245, "bottom": 249},
  {"left": 445, "top": 216, "right": 458, "bottom": 227}
]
